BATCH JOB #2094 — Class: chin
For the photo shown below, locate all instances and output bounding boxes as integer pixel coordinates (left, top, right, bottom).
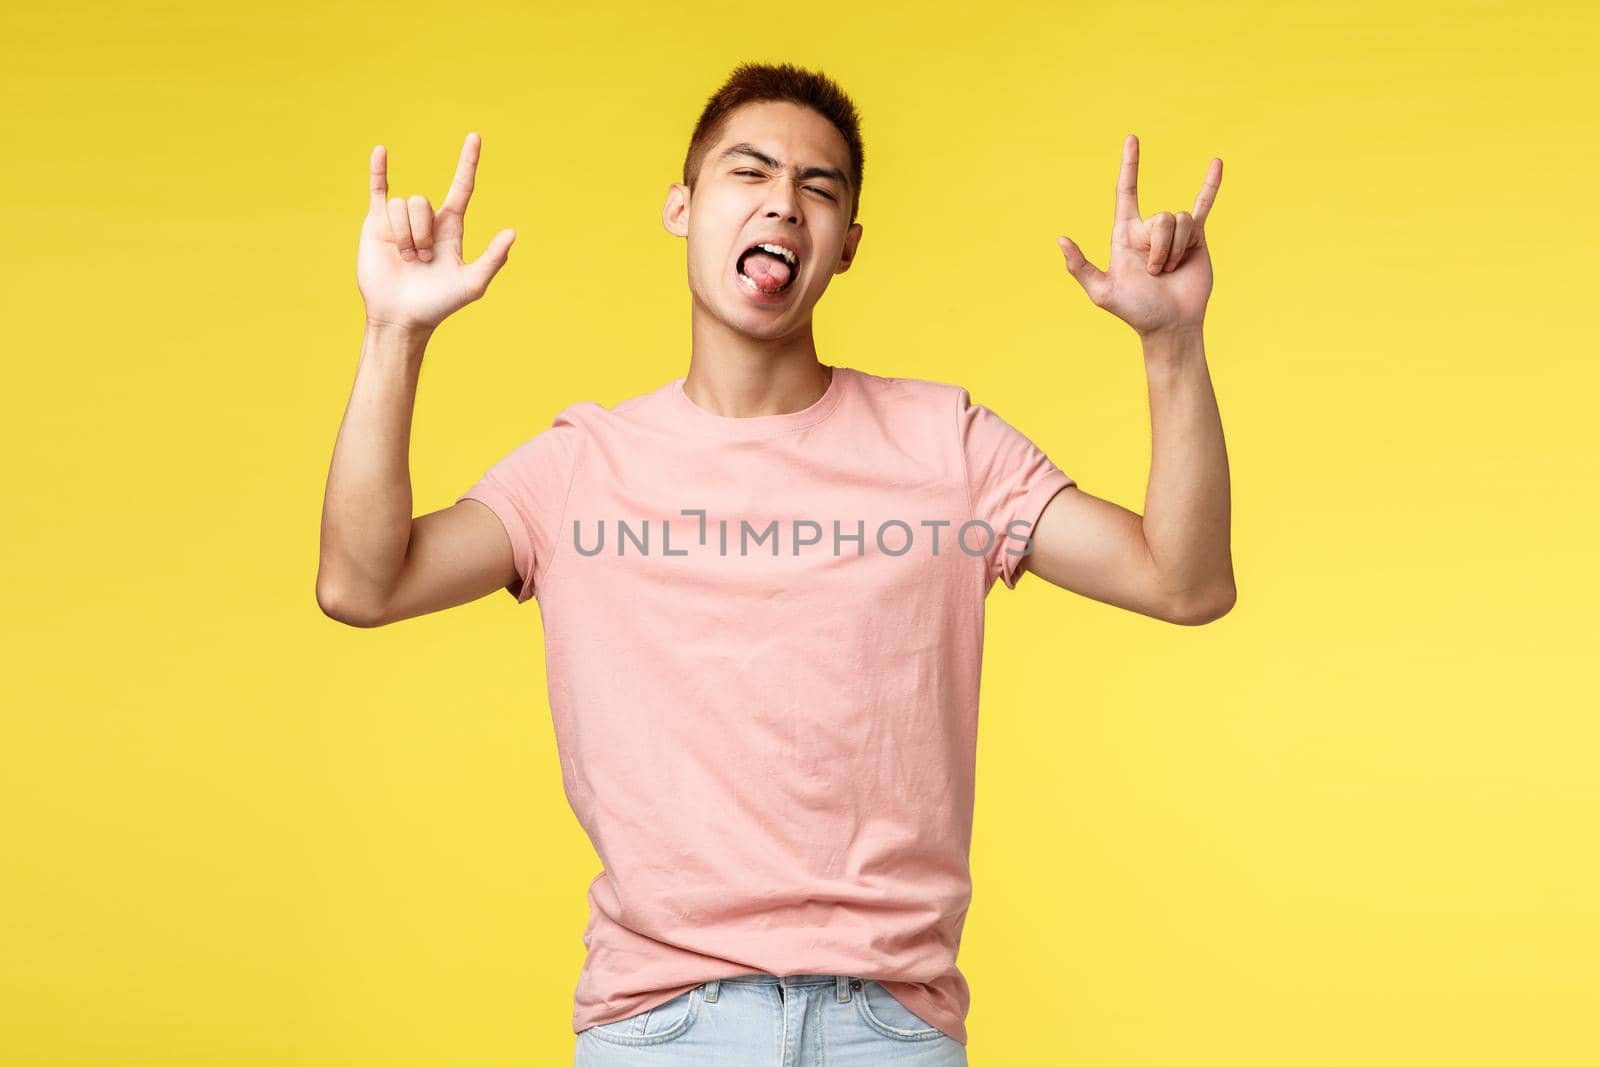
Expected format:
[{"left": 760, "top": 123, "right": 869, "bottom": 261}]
[
  {"left": 694, "top": 278, "right": 815, "bottom": 338},
  {"left": 725, "top": 307, "right": 806, "bottom": 340}
]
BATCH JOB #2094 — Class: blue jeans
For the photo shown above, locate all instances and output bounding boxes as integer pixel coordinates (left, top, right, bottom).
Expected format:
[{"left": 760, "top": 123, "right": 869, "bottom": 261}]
[{"left": 573, "top": 972, "right": 969, "bottom": 1066}]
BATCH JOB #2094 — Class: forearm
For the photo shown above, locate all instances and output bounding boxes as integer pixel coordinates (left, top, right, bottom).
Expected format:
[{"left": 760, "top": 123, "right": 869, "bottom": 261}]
[
  {"left": 1139, "top": 327, "right": 1235, "bottom": 613},
  {"left": 316, "top": 320, "right": 434, "bottom": 617}
]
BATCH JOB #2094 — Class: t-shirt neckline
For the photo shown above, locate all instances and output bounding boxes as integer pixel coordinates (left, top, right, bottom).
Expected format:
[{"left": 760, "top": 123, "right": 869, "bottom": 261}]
[{"left": 672, "top": 363, "right": 847, "bottom": 437}]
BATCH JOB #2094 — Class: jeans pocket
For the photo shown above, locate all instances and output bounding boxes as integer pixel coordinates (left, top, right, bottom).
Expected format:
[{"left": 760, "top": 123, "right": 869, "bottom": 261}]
[
  {"left": 583, "top": 985, "right": 703, "bottom": 1047},
  {"left": 854, "top": 980, "right": 943, "bottom": 1041}
]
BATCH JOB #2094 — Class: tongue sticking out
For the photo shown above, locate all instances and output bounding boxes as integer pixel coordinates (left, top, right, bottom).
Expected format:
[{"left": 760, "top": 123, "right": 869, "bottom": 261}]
[{"left": 740, "top": 250, "right": 793, "bottom": 293}]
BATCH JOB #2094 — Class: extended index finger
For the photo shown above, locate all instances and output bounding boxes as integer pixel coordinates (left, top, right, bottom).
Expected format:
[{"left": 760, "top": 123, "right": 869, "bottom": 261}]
[
  {"left": 1192, "top": 156, "right": 1223, "bottom": 225},
  {"left": 369, "top": 144, "right": 388, "bottom": 217},
  {"left": 1115, "top": 134, "right": 1141, "bottom": 223},
  {"left": 440, "top": 131, "right": 481, "bottom": 217}
]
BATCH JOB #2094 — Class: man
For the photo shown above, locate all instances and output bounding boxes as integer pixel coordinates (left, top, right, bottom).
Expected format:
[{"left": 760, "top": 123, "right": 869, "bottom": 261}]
[{"left": 317, "top": 61, "right": 1233, "bottom": 1066}]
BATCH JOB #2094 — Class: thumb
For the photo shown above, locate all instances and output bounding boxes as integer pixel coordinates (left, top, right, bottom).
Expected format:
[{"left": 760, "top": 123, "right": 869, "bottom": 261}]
[
  {"left": 468, "top": 228, "right": 517, "bottom": 290},
  {"left": 1056, "top": 236, "right": 1109, "bottom": 305}
]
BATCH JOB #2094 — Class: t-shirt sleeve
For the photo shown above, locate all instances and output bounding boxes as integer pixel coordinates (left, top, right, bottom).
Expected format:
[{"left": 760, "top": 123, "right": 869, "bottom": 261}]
[
  {"left": 456, "top": 409, "right": 583, "bottom": 604},
  {"left": 956, "top": 386, "right": 1076, "bottom": 591}
]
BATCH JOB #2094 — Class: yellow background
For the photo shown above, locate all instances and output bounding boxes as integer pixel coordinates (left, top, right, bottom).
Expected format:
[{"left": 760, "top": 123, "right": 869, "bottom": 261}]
[{"left": 3, "top": 1, "right": 1596, "bottom": 1064}]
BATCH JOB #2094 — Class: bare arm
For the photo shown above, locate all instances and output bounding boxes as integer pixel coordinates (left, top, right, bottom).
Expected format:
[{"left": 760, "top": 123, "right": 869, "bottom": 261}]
[
  {"left": 315, "top": 133, "right": 519, "bottom": 627},
  {"left": 1020, "top": 328, "right": 1234, "bottom": 625},
  {"left": 1137, "top": 328, "right": 1233, "bottom": 618},
  {"left": 1023, "top": 134, "right": 1235, "bottom": 625},
  {"left": 315, "top": 323, "right": 517, "bottom": 626}
]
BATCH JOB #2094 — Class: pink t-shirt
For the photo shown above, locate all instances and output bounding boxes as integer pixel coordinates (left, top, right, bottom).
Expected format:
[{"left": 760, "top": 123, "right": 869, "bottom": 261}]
[{"left": 457, "top": 364, "right": 1074, "bottom": 1046}]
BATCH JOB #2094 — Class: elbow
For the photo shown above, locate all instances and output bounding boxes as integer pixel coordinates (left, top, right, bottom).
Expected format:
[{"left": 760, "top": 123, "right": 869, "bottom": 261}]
[
  {"left": 315, "top": 573, "right": 388, "bottom": 628},
  {"left": 1167, "top": 580, "right": 1237, "bottom": 626}
]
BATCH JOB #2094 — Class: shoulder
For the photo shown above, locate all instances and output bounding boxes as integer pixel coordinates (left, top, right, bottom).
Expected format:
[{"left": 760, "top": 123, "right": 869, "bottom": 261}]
[
  {"left": 537, "top": 376, "right": 677, "bottom": 438},
  {"left": 843, "top": 369, "right": 1013, "bottom": 458},
  {"left": 841, "top": 365, "right": 969, "bottom": 417}
]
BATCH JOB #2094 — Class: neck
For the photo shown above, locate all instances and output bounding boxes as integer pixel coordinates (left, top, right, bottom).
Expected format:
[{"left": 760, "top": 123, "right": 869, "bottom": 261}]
[{"left": 684, "top": 295, "right": 831, "bottom": 418}]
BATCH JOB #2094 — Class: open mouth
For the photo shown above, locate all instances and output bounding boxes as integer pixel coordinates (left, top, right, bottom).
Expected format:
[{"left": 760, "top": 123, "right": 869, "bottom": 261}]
[{"left": 735, "top": 241, "right": 801, "bottom": 297}]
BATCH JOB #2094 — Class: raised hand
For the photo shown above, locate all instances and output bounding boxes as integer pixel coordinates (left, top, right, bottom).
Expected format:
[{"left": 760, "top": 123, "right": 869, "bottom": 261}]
[
  {"left": 356, "top": 132, "right": 517, "bottom": 331},
  {"left": 1056, "top": 135, "right": 1222, "bottom": 338}
]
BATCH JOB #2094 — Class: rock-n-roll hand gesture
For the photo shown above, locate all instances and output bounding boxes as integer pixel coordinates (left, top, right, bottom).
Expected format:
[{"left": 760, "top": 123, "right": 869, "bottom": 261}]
[
  {"left": 1056, "top": 134, "right": 1222, "bottom": 339},
  {"left": 356, "top": 131, "right": 517, "bottom": 332}
]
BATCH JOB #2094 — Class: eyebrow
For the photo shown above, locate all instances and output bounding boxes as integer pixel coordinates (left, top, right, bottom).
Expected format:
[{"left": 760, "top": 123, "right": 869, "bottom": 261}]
[{"left": 718, "top": 143, "right": 850, "bottom": 188}]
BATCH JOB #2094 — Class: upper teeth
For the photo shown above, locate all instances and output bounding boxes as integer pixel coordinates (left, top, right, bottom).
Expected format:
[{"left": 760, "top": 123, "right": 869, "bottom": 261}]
[{"left": 753, "top": 242, "right": 797, "bottom": 266}]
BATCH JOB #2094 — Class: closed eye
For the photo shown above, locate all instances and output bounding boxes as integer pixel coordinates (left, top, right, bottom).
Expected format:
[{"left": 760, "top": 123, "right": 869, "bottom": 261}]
[{"left": 733, "top": 170, "right": 836, "bottom": 200}]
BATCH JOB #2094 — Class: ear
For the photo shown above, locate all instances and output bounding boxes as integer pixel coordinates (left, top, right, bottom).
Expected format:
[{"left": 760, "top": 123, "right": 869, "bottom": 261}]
[
  {"left": 833, "top": 222, "right": 864, "bottom": 274},
  {"left": 662, "top": 182, "right": 690, "bottom": 237}
]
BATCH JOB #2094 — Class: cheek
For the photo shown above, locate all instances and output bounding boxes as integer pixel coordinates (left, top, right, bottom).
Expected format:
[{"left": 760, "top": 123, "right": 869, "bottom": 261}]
[
  {"left": 690, "top": 218, "right": 739, "bottom": 268},
  {"left": 685, "top": 228, "right": 726, "bottom": 274}
]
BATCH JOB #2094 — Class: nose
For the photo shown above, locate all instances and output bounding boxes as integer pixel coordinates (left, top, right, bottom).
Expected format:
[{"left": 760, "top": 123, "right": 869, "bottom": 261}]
[{"left": 764, "top": 182, "right": 801, "bottom": 225}]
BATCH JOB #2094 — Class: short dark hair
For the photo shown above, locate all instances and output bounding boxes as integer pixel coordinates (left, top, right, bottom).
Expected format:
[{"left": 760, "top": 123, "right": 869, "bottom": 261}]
[{"left": 683, "top": 61, "right": 865, "bottom": 224}]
